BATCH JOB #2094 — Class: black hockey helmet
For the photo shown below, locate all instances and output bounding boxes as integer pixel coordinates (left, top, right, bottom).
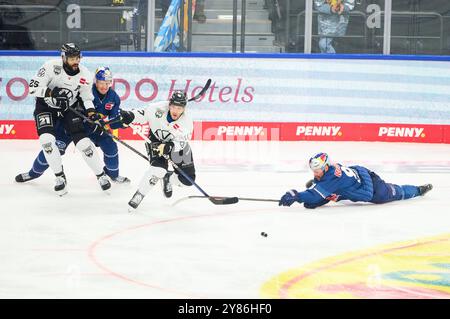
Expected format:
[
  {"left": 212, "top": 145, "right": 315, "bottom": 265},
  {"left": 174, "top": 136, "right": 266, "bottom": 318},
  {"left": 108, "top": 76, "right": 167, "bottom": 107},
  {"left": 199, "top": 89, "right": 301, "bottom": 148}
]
[
  {"left": 61, "top": 43, "right": 81, "bottom": 59},
  {"left": 169, "top": 90, "right": 187, "bottom": 107}
]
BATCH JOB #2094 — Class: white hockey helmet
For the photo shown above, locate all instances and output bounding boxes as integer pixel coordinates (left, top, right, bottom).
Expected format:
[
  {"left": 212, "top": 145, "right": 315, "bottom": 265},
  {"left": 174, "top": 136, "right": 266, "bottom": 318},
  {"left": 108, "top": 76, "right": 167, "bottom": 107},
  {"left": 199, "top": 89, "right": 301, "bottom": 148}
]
[{"left": 309, "top": 152, "right": 330, "bottom": 172}]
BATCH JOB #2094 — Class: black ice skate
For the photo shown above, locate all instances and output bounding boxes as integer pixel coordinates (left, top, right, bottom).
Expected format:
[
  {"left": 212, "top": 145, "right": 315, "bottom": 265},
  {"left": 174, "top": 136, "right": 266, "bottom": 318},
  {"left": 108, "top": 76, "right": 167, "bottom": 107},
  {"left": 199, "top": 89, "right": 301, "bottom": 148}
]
[
  {"left": 128, "top": 190, "right": 145, "bottom": 211},
  {"left": 418, "top": 184, "right": 433, "bottom": 196},
  {"left": 97, "top": 172, "right": 111, "bottom": 191},
  {"left": 15, "top": 172, "right": 39, "bottom": 183},
  {"left": 54, "top": 172, "right": 67, "bottom": 196},
  {"left": 162, "top": 171, "right": 173, "bottom": 198}
]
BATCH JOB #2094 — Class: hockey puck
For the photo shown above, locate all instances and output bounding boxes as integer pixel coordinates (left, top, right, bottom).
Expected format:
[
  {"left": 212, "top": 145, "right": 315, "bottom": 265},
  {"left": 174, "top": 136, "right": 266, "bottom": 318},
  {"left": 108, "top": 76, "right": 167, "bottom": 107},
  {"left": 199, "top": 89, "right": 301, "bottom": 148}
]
[{"left": 261, "top": 232, "right": 268, "bottom": 237}]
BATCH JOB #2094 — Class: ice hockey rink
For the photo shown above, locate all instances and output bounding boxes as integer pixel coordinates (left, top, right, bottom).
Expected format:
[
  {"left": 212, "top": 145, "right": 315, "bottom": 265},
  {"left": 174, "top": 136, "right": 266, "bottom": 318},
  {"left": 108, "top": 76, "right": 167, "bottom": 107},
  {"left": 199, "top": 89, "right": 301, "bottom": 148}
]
[{"left": 1, "top": 140, "right": 449, "bottom": 299}]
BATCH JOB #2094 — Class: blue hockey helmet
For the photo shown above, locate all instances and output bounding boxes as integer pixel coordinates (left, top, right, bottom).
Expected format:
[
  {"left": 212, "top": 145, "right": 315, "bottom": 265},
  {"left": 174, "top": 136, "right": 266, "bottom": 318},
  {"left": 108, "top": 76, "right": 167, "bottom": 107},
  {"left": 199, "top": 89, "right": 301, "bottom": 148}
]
[
  {"left": 309, "top": 152, "right": 330, "bottom": 172},
  {"left": 95, "top": 66, "right": 113, "bottom": 82}
]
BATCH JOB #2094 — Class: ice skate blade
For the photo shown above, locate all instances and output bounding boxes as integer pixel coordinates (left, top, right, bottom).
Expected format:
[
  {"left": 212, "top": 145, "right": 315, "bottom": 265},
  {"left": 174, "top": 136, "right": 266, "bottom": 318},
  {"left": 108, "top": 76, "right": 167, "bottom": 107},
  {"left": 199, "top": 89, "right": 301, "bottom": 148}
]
[{"left": 57, "top": 189, "right": 68, "bottom": 197}]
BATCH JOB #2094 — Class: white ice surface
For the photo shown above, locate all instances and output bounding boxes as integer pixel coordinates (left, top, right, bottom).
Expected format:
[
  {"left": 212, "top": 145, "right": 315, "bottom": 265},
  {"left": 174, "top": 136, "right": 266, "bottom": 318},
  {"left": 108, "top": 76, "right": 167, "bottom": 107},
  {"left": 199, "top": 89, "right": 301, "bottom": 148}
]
[{"left": 0, "top": 140, "right": 449, "bottom": 298}]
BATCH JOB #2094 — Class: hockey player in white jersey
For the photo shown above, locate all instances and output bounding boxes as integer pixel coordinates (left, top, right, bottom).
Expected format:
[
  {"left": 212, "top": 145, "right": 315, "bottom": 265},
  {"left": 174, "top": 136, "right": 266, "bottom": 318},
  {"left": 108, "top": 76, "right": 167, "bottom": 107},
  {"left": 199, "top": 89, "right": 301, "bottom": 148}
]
[
  {"left": 120, "top": 91, "right": 196, "bottom": 211},
  {"left": 28, "top": 43, "right": 111, "bottom": 195}
]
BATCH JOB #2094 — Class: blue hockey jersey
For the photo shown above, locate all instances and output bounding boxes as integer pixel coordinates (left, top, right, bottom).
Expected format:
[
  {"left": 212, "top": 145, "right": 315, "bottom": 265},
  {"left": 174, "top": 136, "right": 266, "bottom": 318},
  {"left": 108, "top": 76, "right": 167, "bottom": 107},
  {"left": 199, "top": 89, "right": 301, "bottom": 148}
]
[
  {"left": 297, "top": 164, "right": 374, "bottom": 209},
  {"left": 91, "top": 84, "right": 123, "bottom": 130}
]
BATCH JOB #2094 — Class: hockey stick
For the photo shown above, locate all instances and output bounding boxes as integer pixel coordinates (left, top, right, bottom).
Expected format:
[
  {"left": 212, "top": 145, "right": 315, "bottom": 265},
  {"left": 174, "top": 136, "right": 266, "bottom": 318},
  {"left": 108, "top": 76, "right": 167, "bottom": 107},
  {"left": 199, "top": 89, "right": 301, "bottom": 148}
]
[
  {"left": 173, "top": 195, "right": 279, "bottom": 206},
  {"left": 128, "top": 123, "right": 238, "bottom": 205},
  {"left": 103, "top": 79, "right": 211, "bottom": 128},
  {"left": 67, "top": 106, "right": 150, "bottom": 162},
  {"left": 188, "top": 79, "right": 211, "bottom": 102}
]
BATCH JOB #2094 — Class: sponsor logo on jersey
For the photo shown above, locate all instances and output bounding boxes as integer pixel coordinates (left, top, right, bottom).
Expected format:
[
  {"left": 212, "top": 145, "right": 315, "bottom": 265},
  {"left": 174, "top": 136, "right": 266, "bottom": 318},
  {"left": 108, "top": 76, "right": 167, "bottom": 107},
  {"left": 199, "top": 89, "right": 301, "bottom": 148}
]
[
  {"left": 378, "top": 127, "right": 425, "bottom": 138},
  {"left": 296, "top": 126, "right": 342, "bottom": 136},
  {"left": 173, "top": 124, "right": 180, "bottom": 130},
  {"left": 53, "top": 65, "right": 61, "bottom": 75},
  {"left": 0, "top": 124, "right": 15, "bottom": 135},
  {"left": 79, "top": 78, "right": 87, "bottom": 85},
  {"left": 217, "top": 126, "right": 264, "bottom": 136},
  {"left": 105, "top": 102, "right": 114, "bottom": 110},
  {"left": 333, "top": 164, "right": 342, "bottom": 177},
  {"left": 37, "top": 68, "right": 45, "bottom": 77}
]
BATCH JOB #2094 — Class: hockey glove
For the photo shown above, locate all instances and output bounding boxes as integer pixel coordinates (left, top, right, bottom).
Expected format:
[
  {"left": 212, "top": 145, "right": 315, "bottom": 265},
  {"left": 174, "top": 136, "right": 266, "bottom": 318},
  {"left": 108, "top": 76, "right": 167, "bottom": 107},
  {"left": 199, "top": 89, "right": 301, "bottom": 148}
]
[
  {"left": 88, "top": 112, "right": 106, "bottom": 136},
  {"left": 49, "top": 87, "right": 70, "bottom": 111},
  {"left": 279, "top": 189, "right": 299, "bottom": 207},
  {"left": 120, "top": 110, "right": 135, "bottom": 126},
  {"left": 155, "top": 142, "right": 174, "bottom": 157}
]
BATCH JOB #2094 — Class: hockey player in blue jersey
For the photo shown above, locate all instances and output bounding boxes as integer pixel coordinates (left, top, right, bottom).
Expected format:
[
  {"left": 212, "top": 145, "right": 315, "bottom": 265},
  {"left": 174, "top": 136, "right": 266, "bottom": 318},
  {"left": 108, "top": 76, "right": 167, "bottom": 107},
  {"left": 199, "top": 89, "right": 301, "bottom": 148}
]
[
  {"left": 279, "top": 152, "right": 433, "bottom": 209},
  {"left": 15, "top": 66, "right": 130, "bottom": 184}
]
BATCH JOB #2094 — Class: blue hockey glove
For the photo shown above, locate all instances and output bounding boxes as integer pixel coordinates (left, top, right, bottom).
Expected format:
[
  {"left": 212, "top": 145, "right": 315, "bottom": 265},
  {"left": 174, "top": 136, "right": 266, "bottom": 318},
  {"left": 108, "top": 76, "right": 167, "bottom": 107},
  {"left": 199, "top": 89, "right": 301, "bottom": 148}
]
[{"left": 279, "top": 189, "right": 299, "bottom": 207}]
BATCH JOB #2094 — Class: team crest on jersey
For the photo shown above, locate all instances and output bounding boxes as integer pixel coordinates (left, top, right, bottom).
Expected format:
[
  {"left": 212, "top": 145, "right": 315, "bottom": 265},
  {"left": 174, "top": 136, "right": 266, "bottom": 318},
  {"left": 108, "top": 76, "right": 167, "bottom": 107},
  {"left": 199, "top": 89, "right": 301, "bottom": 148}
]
[
  {"left": 154, "top": 129, "right": 174, "bottom": 142},
  {"left": 105, "top": 103, "right": 114, "bottom": 110},
  {"left": 53, "top": 65, "right": 61, "bottom": 75},
  {"left": 155, "top": 109, "right": 163, "bottom": 118}
]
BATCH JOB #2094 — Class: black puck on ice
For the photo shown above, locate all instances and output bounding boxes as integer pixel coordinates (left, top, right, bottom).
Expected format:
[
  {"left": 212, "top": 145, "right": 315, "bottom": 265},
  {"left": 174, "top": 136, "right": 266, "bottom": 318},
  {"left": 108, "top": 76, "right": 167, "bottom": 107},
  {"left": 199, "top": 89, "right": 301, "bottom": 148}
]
[{"left": 261, "top": 232, "right": 268, "bottom": 237}]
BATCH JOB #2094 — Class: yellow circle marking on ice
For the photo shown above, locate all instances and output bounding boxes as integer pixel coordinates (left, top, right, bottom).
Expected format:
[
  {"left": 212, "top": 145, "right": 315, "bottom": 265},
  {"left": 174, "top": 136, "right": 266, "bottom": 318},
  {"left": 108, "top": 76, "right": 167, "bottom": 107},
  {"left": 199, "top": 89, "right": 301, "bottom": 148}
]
[{"left": 260, "top": 233, "right": 450, "bottom": 299}]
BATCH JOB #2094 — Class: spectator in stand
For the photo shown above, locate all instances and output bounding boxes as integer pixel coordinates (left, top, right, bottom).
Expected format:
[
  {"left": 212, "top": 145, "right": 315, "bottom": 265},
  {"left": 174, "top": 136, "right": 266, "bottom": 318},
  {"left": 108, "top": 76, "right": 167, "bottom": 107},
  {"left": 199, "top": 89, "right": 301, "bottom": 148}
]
[{"left": 314, "top": 0, "right": 355, "bottom": 53}]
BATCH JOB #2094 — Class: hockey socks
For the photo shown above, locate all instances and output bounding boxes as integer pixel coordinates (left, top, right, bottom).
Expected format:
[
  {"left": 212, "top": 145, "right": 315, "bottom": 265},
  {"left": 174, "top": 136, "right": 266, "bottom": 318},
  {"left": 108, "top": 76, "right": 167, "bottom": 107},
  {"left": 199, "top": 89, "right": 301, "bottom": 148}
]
[
  {"left": 39, "top": 133, "right": 63, "bottom": 175},
  {"left": 75, "top": 137, "right": 104, "bottom": 176}
]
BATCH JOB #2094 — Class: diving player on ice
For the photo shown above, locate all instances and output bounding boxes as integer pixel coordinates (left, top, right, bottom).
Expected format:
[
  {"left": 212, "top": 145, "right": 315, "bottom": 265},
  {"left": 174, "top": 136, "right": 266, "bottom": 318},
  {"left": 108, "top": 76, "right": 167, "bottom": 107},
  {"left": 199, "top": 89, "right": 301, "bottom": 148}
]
[
  {"left": 279, "top": 153, "right": 433, "bottom": 208},
  {"left": 15, "top": 66, "right": 130, "bottom": 185},
  {"left": 119, "top": 91, "right": 196, "bottom": 211}
]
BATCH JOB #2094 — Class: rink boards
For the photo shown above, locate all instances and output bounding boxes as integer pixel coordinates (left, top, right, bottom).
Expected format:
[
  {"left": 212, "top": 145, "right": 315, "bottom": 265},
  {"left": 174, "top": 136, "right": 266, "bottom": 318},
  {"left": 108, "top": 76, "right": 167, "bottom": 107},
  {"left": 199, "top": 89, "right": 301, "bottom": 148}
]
[
  {"left": 1, "top": 120, "right": 450, "bottom": 143},
  {"left": 1, "top": 52, "right": 449, "bottom": 143}
]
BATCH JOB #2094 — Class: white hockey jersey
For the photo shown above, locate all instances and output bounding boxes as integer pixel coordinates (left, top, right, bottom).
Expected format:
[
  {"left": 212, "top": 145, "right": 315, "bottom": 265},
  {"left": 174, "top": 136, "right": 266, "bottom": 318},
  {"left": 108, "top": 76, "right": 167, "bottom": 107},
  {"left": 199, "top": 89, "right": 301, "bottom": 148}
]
[
  {"left": 130, "top": 101, "right": 193, "bottom": 152},
  {"left": 28, "top": 59, "right": 95, "bottom": 110}
]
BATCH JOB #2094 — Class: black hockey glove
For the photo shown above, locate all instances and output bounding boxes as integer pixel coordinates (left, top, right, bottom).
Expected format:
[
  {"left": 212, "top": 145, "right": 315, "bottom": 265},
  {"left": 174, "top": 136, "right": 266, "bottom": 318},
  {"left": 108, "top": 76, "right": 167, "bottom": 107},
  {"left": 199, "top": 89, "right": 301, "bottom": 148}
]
[
  {"left": 156, "top": 142, "right": 174, "bottom": 157},
  {"left": 147, "top": 141, "right": 174, "bottom": 159},
  {"left": 120, "top": 110, "right": 135, "bottom": 126},
  {"left": 49, "top": 87, "right": 70, "bottom": 111},
  {"left": 88, "top": 112, "right": 105, "bottom": 136}
]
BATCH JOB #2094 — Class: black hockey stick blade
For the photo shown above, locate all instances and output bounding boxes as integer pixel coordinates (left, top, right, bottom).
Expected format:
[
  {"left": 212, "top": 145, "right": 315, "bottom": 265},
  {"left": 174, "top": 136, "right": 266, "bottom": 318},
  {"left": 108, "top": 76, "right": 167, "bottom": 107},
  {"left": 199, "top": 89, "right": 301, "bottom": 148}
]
[
  {"left": 188, "top": 79, "right": 212, "bottom": 101},
  {"left": 209, "top": 196, "right": 239, "bottom": 205}
]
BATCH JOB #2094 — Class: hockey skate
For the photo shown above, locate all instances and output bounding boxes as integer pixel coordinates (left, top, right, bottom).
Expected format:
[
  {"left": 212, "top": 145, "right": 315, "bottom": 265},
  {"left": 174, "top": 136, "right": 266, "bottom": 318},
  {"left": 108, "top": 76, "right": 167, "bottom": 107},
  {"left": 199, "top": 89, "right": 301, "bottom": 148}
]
[
  {"left": 54, "top": 172, "right": 68, "bottom": 196},
  {"left": 111, "top": 175, "right": 131, "bottom": 184},
  {"left": 418, "top": 184, "right": 433, "bottom": 196},
  {"left": 162, "top": 171, "right": 173, "bottom": 198},
  {"left": 97, "top": 172, "right": 111, "bottom": 191},
  {"left": 128, "top": 190, "right": 145, "bottom": 211},
  {"left": 15, "top": 172, "right": 40, "bottom": 183}
]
